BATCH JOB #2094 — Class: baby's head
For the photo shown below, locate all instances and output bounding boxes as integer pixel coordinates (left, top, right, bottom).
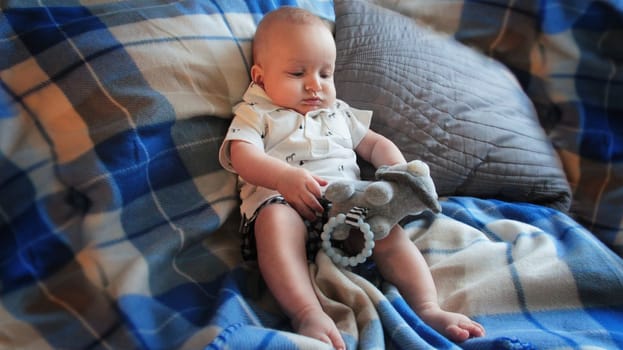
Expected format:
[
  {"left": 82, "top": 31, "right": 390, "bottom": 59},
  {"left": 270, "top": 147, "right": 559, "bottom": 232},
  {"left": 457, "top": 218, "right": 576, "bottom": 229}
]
[{"left": 251, "top": 7, "right": 336, "bottom": 115}]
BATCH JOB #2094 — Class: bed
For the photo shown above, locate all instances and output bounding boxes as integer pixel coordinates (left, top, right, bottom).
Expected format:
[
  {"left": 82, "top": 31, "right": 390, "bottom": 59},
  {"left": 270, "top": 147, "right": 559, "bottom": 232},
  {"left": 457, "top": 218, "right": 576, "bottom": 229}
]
[{"left": 1, "top": 0, "right": 622, "bottom": 349}]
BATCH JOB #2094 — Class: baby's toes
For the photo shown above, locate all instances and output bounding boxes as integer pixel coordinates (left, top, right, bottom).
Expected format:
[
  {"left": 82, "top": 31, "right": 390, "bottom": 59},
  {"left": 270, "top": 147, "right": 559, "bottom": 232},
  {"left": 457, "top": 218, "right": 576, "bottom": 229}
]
[
  {"left": 446, "top": 320, "right": 486, "bottom": 342},
  {"left": 464, "top": 320, "right": 485, "bottom": 337},
  {"left": 445, "top": 325, "right": 471, "bottom": 342}
]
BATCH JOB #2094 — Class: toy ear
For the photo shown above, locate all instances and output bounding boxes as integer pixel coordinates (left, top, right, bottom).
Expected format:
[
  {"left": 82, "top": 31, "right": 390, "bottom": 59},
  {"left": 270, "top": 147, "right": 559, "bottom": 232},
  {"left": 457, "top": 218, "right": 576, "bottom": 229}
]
[{"left": 376, "top": 165, "right": 441, "bottom": 213}]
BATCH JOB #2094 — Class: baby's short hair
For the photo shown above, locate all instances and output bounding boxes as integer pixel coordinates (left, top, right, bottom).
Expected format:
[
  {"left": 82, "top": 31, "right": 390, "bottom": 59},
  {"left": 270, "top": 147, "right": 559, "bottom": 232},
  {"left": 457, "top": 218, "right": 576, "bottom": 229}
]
[{"left": 252, "top": 6, "right": 331, "bottom": 63}]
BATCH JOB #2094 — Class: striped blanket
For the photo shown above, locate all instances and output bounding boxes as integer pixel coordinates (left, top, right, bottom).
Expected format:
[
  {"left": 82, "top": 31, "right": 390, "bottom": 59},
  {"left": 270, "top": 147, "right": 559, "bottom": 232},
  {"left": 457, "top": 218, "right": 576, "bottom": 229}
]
[{"left": 1, "top": 1, "right": 622, "bottom": 349}]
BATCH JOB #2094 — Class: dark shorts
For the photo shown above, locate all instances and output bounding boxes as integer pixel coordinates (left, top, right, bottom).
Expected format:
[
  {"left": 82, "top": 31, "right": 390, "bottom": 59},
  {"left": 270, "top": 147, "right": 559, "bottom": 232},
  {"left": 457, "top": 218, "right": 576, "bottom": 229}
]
[{"left": 239, "top": 196, "right": 331, "bottom": 261}]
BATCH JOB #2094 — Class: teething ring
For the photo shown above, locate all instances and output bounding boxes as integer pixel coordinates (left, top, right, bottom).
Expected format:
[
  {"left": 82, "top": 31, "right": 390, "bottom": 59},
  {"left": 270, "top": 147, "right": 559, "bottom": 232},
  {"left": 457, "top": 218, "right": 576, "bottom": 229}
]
[{"left": 321, "top": 213, "right": 375, "bottom": 267}]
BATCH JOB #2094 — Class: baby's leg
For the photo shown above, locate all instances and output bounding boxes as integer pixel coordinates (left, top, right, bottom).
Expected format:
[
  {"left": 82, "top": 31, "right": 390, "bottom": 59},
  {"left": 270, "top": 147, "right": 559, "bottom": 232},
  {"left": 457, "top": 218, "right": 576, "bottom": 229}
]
[
  {"left": 372, "top": 225, "right": 485, "bottom": 342},
  {"left": 254, "top": 204, "right": 345, "bottom": 350}
]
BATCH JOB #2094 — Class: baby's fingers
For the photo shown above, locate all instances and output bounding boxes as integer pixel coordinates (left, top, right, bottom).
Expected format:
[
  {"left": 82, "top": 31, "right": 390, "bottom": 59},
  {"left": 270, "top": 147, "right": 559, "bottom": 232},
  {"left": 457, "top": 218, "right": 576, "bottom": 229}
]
[
  {"left": 295, "top": 195, "right": 322, "bottom": 221},
  {"left": 294, "top": 202, "right": 316, "bottom": 221},
  {"left": 312, "top": 175, "right": 328, "bottom": 187},
  {"left": 306, "top": 176, "right": 326, "bottom": 199},
  {"left": 306, "top": 192, "right": 325, "bottom": 214}
]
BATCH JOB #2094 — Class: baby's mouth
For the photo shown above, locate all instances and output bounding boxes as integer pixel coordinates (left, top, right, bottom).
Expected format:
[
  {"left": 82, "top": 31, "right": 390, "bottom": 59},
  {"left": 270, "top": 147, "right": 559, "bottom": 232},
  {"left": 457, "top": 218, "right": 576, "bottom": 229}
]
[{"left": 303, "top": 97, "right": 322, "bottom": 105}]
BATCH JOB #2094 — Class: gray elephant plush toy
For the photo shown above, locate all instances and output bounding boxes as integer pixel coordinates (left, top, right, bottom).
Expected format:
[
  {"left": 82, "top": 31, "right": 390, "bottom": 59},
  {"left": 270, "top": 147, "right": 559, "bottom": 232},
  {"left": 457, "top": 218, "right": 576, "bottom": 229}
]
[{"left": 324, "top": 160, "right": 441, "bottom": 242}]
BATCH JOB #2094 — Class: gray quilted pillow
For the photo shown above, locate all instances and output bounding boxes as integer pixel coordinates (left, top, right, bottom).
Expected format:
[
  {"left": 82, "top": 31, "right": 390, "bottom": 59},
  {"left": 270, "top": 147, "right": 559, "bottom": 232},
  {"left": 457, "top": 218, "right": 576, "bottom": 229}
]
[{"left": 334, "top": 0, "right": 571, "bottom": 210}]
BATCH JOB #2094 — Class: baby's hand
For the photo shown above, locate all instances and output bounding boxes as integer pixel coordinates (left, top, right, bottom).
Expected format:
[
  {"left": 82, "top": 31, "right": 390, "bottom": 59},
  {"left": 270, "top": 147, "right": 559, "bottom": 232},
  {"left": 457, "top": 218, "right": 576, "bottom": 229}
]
[{"left": 276, "top": 167, "right": 327, "bottom": 220}]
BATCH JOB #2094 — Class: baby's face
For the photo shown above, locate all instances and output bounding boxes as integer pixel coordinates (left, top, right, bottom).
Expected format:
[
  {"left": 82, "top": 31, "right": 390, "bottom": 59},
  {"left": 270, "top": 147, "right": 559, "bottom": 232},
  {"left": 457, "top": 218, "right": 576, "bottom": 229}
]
[{"left": 253, "top": 22, "right": 336, "bottom": 115}]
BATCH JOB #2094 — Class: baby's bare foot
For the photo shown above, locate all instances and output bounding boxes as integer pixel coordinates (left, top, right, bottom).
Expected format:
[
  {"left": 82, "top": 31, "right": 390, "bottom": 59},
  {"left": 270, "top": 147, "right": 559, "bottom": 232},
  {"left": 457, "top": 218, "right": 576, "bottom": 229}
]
[
  {"left": 417, "top": 302, "right": 485, "bottom": 342},
  {"left": 292, "top": 306, "right": 345, "bottom": 350}
]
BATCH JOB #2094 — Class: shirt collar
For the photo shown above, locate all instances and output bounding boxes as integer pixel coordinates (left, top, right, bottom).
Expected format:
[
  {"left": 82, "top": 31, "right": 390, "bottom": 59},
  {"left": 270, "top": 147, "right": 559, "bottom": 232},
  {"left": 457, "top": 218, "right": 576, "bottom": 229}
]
[{"left": 243, "top": 82, "right": 275, "bottom": 108}]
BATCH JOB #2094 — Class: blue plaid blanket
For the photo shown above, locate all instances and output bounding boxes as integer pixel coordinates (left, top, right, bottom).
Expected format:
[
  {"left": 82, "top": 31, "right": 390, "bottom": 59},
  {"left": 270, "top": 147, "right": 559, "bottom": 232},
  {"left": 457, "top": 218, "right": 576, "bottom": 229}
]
[
  {"left": 371, "top": 0, "right": 623, "bottom": 255},
  {"left": 1, "top": 1, "right": 622, "bottom": 349}
]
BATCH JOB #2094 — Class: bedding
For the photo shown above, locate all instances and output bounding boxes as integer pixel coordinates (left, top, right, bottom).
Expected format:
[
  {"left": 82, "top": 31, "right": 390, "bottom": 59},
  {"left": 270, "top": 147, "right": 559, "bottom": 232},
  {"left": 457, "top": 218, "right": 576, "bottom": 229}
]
[
  {"left": 334, "top": 0, "right": 572, "bottom": 211},
  {"left": 368, "top": 0, "right": 623, "bottom": 258},
  {"left": 1, "top": 0, "right": 622, "bottom": 349}
]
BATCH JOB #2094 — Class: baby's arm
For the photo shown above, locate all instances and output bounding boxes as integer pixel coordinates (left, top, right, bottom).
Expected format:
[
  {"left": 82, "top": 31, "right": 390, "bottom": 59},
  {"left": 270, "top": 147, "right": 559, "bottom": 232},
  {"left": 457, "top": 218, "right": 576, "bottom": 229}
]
[
  {"left": 355, "top": 130, "right": 406, "bottom": 168},
  {"left": 229, "top": 140, "right": 327, "bottom": 220}
]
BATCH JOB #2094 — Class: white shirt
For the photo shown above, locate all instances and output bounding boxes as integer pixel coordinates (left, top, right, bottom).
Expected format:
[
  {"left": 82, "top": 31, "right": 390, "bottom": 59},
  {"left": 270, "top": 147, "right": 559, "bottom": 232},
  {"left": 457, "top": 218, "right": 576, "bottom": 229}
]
[{"left": 219, "top": 83, "right": 372, "bottom": 218}]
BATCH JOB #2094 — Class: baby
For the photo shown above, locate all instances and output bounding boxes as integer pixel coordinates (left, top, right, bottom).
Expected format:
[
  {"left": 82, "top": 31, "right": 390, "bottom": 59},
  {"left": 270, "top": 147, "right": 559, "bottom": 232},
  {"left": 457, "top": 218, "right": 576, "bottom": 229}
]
[{"left": 219, "top": 6, "right": 485, "bottom": 349}]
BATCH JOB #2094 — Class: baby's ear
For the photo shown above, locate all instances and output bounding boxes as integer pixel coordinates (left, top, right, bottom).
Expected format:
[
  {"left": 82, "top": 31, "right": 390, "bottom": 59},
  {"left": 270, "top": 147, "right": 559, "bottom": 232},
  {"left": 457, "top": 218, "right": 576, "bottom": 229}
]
[{"left": 250, "top": 64, "right": 264, "bottom": 85}]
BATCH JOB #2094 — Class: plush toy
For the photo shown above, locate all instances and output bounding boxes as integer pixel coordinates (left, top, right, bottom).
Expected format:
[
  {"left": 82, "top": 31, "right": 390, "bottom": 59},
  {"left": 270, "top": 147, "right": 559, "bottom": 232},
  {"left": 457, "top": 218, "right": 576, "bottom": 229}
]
[{"left": 321, "top": 160, "right": 441, "bottom": 267}]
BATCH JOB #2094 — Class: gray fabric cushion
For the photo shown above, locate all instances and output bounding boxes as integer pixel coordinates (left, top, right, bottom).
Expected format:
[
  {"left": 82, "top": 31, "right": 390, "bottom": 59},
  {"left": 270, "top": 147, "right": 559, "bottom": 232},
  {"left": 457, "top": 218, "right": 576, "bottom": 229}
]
[{"left": 334, "top": 0, "right": 571, "bottom": 210}]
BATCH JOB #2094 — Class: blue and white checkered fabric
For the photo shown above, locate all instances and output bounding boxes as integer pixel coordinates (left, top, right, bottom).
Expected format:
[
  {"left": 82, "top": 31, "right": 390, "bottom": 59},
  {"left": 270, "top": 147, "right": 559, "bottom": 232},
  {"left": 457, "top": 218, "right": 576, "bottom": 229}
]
[
  {"left": 372, "top": 0, "right": 623, "bottom": 257},
  {"left": 1, "top": 1, "right": 622, "bottom": 349}
]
